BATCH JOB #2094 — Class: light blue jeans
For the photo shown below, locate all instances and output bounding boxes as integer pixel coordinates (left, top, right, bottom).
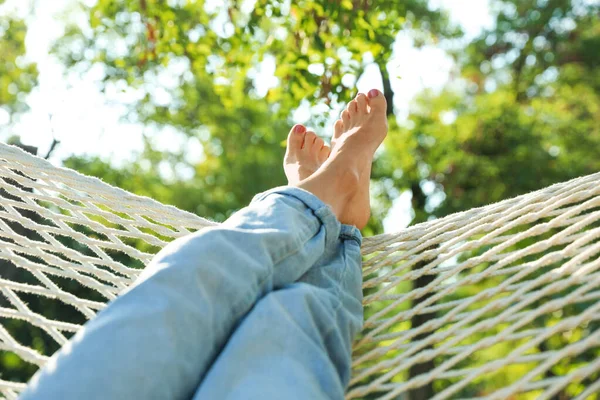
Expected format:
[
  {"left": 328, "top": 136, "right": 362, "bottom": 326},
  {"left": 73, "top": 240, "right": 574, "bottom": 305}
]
[{"left": 20, "top": 187, "right": 364, "bottom": 400}]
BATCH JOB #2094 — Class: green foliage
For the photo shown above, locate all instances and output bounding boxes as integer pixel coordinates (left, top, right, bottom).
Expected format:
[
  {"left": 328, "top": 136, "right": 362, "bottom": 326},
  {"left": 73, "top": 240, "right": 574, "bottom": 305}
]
[
  {"left": 3, "top": 0, "right": 600, "bottom": 397},
  {"left": 370, "top": 0, "right": 600, "bottom": 397},
  {"left": 0, "top": 16, "right": 38, "bottom": 116},
  {"left": 52, "top": 0, "right": 454, "bottom": 224},
  {"left": 381, "top": 0, "right": 600, "bottom": 222}
]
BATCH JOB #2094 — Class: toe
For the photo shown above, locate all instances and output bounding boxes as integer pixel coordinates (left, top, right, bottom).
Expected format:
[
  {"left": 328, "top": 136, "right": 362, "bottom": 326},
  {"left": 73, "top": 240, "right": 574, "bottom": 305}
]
[
  {"left": 341, "top": 110, "right": 351, "bottom": 130},
  {"left": 302, "top": 131, "right": 317, "bottom": 150},
  {"left": 313, "top": 137, "right": 325, "bottom": 151},
  {"left": 367, "top": 89, "right": 387, "bottom": 114},
  {"left": 286, "top": 124, "right": 306, "bottom": 155},
  {"left": 333, "top": 119, "right": 343, "bottom": 143},
  {"left": 356, "top": 93, "right": 368, "bottom": 114},
  {"left": 318, "top": 145, "right": 330, "bottom": 164},
  {"left": 347, "top": 100, "right": 359, "bottom": 123},
  {"left": 346, "top": 99, "right": 358, "bottom": 114}
]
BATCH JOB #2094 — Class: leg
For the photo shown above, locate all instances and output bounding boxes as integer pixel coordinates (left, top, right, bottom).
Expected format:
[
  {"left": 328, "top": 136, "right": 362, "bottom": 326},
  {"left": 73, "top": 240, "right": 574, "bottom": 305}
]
[
  {"left": 20, "top": 187, "right": 344, "bottom": 400},
  {"left": 190, "top": 90, "right": 389, "bottom": 399},
  {"left": 192, "top": 225, "right": 363, "bottom": 399},
  {"left": 22, "top": 88, "right": 388, "bottom": 400}
]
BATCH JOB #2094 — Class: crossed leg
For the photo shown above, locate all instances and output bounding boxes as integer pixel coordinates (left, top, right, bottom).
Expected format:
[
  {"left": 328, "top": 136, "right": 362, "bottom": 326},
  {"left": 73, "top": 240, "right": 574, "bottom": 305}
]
[
  {"left": 20, "top": 187, "right": 344, "bottom": 400},
  {"left": 194, "top": 90, "right": 388, "bottom": 399},
  {"left": 193, "top": 226, "right": 363, "bottom": 399},
  {"left": 20, "top": 90, "right": 387, "bottom": 400}
]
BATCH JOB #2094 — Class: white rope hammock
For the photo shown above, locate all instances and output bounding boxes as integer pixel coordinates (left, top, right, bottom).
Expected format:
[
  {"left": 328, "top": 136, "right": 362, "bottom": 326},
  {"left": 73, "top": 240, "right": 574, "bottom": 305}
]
[{"left": 1, "top": 142, "right": 599, "bottom": 399}]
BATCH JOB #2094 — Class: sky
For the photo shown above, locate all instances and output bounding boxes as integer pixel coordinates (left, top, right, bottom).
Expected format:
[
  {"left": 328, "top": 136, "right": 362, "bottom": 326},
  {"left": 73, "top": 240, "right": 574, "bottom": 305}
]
[{"left": 0, "top": 0, "right": 494, "bottom": 231}]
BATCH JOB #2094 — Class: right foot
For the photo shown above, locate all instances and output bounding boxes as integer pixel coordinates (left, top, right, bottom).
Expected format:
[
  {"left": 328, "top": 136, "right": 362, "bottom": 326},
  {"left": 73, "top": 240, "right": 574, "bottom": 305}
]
[{"left": 296, "top": 89, "right": 388, "bottom": 229}]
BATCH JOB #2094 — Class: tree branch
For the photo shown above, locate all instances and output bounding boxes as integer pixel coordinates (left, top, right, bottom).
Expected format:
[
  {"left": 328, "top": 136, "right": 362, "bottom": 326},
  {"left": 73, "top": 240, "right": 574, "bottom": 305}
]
[{"left": 44, "top": 138, "right": 60, "bottom": 159}]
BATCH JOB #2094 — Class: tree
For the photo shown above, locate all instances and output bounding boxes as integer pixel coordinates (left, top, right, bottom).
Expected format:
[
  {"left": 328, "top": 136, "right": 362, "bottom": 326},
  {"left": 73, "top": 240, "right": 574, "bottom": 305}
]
[
  {"left": 2, "top": 0, "right": 456, "bottom": 388},
  {"left": 371, "top": 0, "right": 600, "bottom": 397},
  {"left": 0, "top": 3, "right": 38, "bottom": 124},
  {"left": 4, "top": 0, "right": 599, "bottom": 397},
  {"left": 53, "top": 0, "right": 455, "bottom": 227},
  {"left": 0, "top": 3, "right": 45, "bottom": 384}
]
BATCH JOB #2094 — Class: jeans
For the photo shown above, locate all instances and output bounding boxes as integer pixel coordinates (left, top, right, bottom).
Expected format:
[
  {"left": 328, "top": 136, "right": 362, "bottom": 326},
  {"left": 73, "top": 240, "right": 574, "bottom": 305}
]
[{"left": 19, "top": 186, "right": 364, "bottom": 400}]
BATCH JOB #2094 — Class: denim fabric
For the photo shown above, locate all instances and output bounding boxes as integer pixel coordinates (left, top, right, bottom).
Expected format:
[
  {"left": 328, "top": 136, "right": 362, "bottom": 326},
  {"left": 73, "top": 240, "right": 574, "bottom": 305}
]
[{"left": 19, "top": 186, "right": 364, "bottom": 400}]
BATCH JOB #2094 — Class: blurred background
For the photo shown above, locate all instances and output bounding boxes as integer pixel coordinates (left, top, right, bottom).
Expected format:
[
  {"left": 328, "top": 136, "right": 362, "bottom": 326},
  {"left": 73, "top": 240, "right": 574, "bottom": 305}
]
[
  {"left": 0, "top": 0, "right": 599, "bottom": 396},
  {"left": 1, "top": 0, "right": 599, "bottom": 235}
]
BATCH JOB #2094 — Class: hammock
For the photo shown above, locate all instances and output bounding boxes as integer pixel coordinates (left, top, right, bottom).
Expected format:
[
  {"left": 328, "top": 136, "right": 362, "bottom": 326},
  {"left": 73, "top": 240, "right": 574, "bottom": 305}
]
[{"left": 1, "top": 142, "right": 599, "bottom": 400}]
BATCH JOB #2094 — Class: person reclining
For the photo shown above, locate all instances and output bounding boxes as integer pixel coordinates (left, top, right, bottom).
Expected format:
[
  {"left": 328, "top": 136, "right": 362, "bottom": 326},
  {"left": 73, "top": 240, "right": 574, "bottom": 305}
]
[{"left": 20, "top": 89, "right": 388, "bottom": 400}]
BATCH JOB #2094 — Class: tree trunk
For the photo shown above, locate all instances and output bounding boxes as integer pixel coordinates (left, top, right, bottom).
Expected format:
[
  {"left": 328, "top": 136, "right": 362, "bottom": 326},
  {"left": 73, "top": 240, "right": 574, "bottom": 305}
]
[
  {"left": 408, "top": 266, "right": 436, "bottom": 400},
  {"left": 376, "top": 60, "right": 437, "bottom": 399}
]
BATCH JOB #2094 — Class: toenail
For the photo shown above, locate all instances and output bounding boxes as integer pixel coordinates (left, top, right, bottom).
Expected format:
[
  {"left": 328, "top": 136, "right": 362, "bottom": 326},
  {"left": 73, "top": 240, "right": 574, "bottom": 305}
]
[
  {"left": 368, "top": 89, "right": 380, "bottom": 98},
  {"left": 294, "top": 125, "right": 306, "bottom": 134}
]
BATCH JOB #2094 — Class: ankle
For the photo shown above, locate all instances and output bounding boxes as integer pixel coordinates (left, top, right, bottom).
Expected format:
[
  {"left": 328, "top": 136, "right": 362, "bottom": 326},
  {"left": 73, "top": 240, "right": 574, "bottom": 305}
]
[{"left": 296, "top": 166, "right": 358, "bottom": 220}]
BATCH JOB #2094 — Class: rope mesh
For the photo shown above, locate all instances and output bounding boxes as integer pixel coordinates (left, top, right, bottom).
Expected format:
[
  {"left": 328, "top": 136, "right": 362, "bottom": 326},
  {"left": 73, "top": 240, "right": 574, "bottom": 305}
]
[{"left": 1, "top": 142, "right": 599, "bottom": 399}]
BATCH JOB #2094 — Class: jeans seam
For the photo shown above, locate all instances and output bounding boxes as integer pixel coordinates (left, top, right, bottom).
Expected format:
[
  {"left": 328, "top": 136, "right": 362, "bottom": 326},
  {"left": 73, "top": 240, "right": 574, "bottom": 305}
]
[{"left": 339, "top": 233, "right": 361, "bottom": 245}]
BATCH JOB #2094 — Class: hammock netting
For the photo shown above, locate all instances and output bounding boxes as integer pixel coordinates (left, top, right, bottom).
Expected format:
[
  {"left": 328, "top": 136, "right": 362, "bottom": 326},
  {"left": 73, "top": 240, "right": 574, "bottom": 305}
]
[{"left": 1, "top": 142, "right": 600, "bottom": 399}]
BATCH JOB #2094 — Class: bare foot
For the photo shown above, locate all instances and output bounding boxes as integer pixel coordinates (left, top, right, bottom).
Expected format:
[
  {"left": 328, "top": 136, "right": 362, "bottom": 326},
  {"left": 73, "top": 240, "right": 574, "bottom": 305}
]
[
  {"left": 284, "top": 124, "right": 331, "bottom": 185},
  {"left": 332, "top": 91, "right": 387, "bottom": 228},
  {"left": 296, "top": 89, "right": 388, "bottom": 229}
]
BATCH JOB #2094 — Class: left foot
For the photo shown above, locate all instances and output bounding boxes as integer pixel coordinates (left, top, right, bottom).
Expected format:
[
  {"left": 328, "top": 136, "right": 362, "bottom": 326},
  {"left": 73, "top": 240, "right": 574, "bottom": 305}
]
[{"left": 284, "top": 124, "right": 331, "bottom": 185}]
